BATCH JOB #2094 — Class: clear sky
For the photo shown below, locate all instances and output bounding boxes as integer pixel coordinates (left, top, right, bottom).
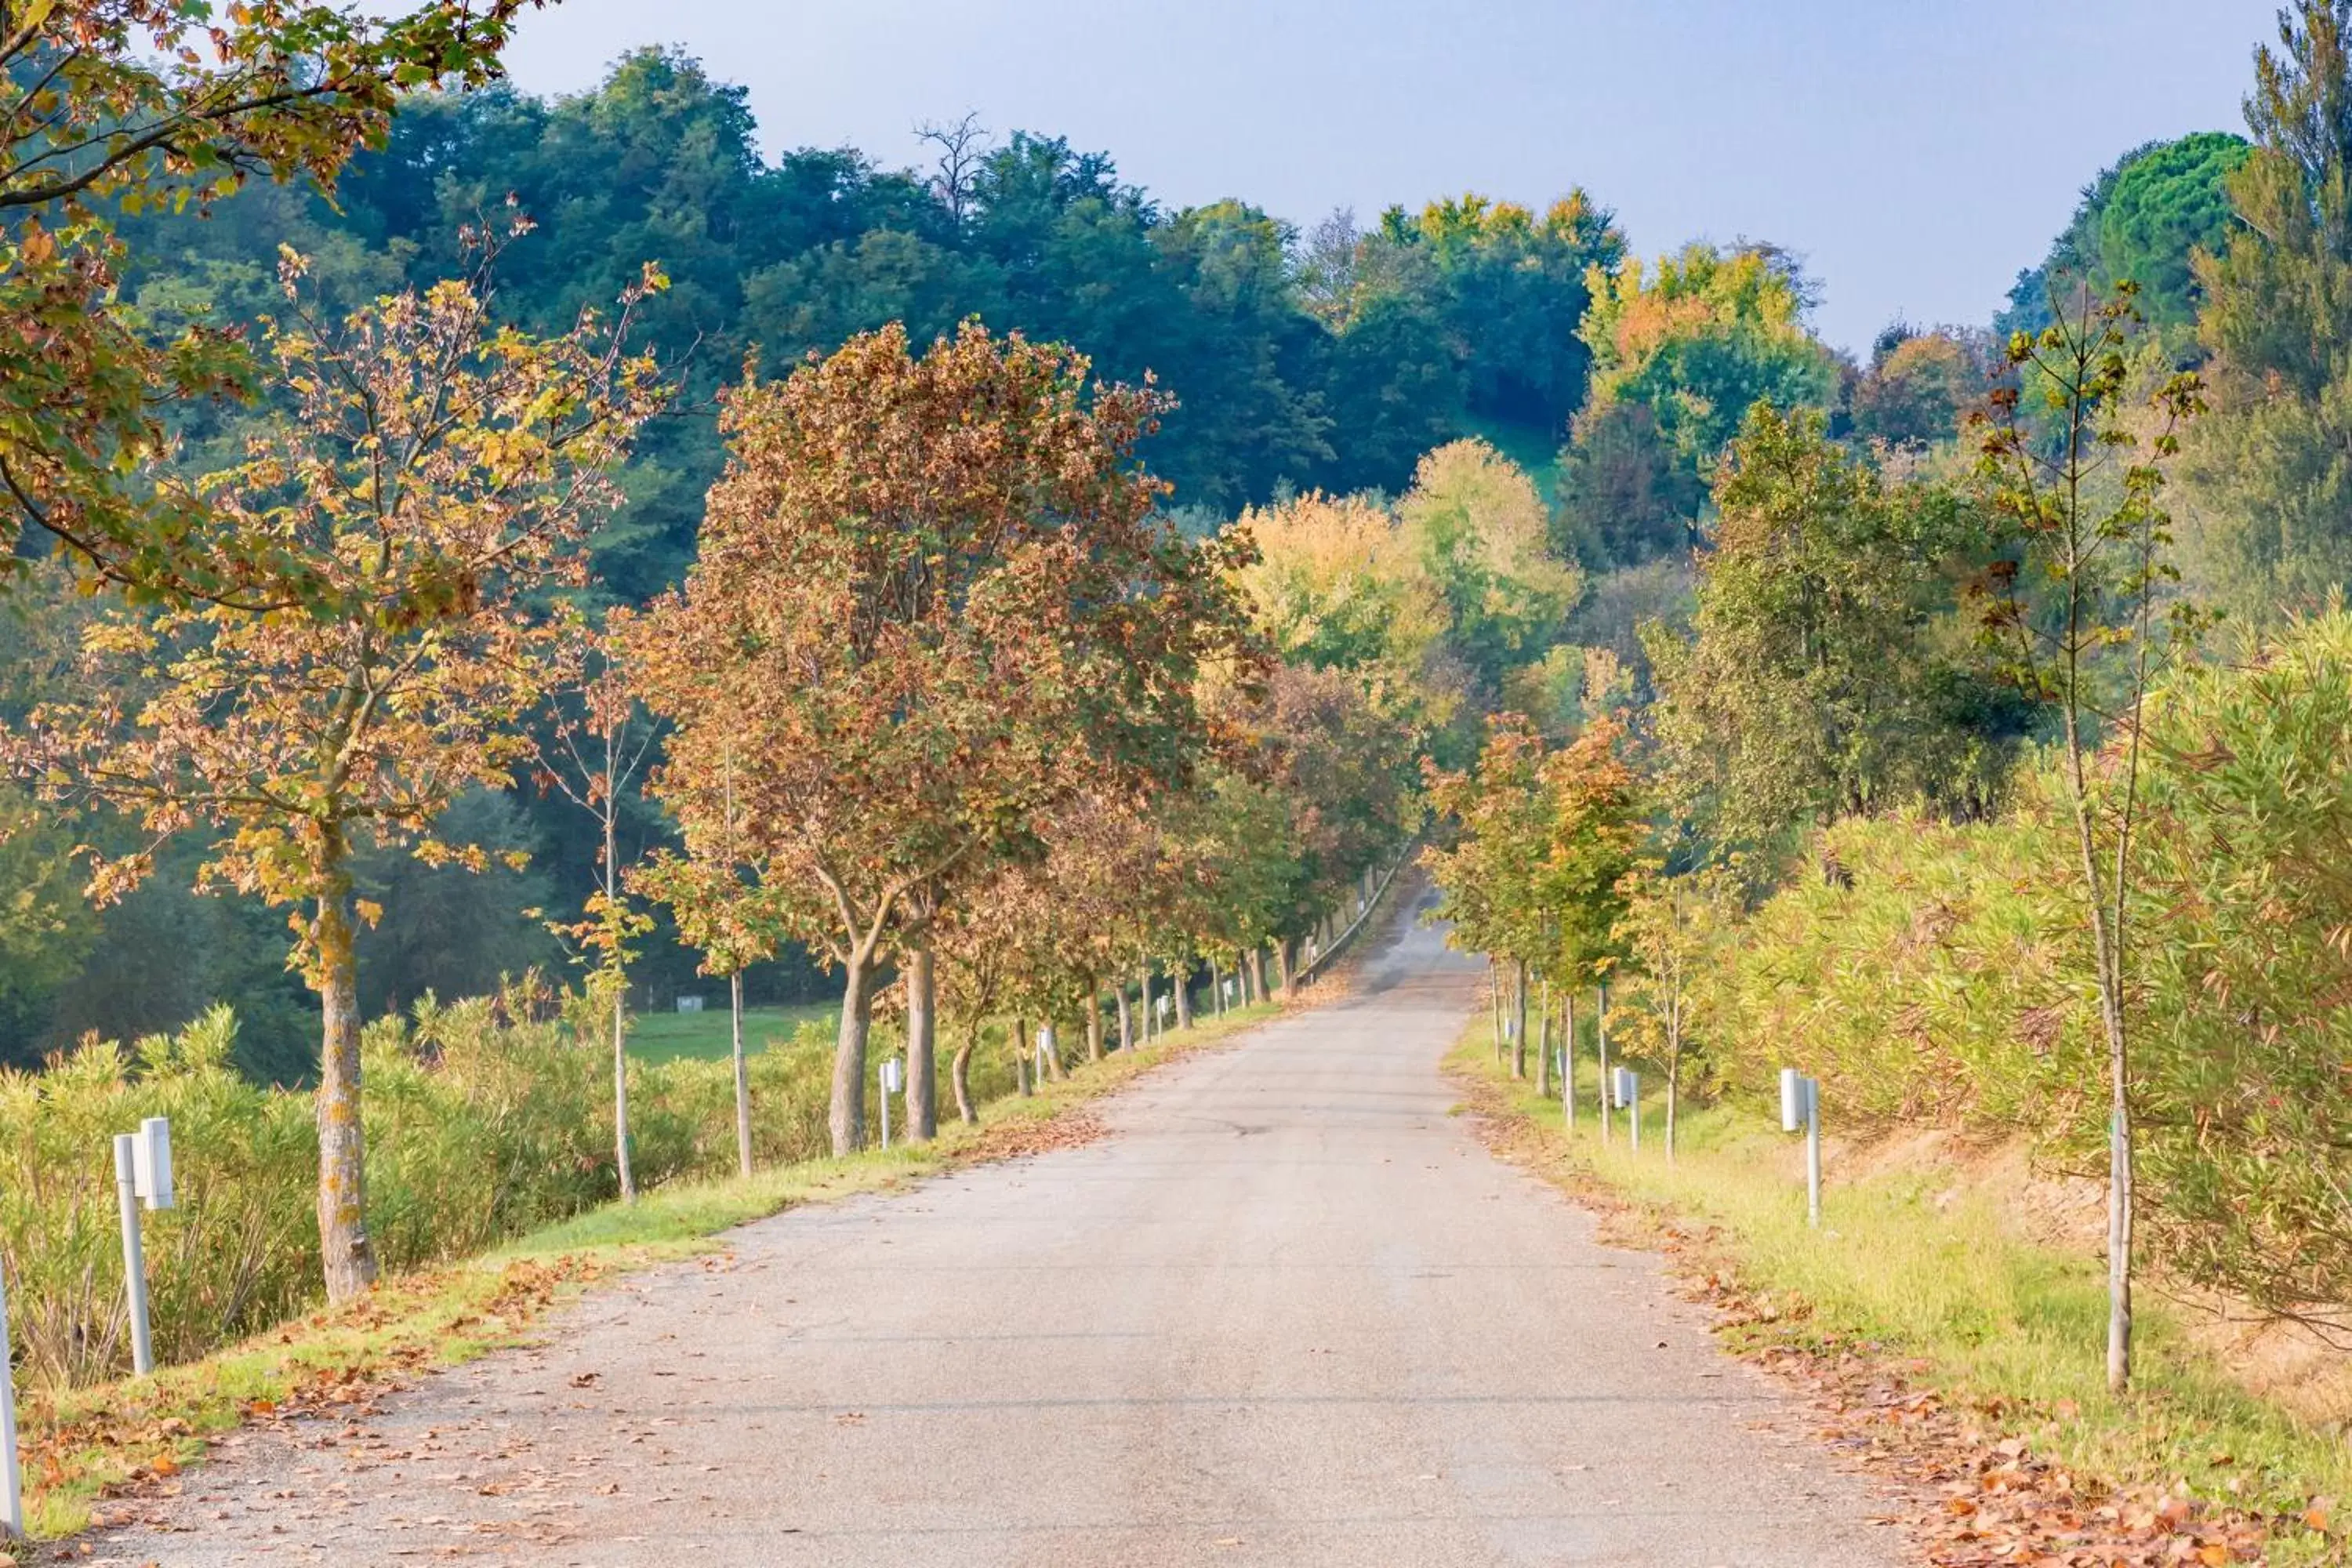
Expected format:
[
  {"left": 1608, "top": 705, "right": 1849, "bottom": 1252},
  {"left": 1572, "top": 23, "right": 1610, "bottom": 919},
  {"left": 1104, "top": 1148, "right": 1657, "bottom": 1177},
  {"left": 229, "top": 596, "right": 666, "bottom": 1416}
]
[{"left": 500, "top": 1, "right": 2281, "bottom": 353}]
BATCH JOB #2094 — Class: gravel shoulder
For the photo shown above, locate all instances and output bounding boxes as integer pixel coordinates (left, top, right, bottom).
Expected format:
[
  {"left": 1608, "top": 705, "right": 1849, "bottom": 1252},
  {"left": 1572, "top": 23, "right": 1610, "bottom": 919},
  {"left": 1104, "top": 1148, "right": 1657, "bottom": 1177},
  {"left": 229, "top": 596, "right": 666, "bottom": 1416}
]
[{"left": 82, "top": 913, "right": 1907, "bottom": 1567}]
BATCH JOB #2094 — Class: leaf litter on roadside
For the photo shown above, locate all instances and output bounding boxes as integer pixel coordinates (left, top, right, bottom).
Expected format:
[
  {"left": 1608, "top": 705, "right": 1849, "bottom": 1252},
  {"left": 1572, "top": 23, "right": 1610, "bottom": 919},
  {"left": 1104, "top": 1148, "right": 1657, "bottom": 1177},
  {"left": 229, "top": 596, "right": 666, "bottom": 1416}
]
[{"left": 1447, "top": 1064, "right": 2329, "bottom": 1566}]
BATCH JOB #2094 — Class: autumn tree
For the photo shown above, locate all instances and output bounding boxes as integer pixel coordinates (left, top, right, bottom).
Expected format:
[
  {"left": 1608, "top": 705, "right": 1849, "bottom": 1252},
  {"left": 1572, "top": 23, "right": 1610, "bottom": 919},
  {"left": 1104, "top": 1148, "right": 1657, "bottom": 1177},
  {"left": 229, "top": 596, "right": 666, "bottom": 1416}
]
[
  {"left": 633, "top": 754, "right": 789, "bottom": 1178},
  {"left": 1975, "top": 281, "right": 2205, "bottom": 1394},
  {"left": 2, "top": 0, "right": 550, "bottom": 598},
  {"left": 1421, "top": 716, "right": 1555, "bottom": 1072},
  {"left": 1532, "top": 717, "right": 1642, "bottom": 1110},
  {"left": 1611, "top": 859, "right": 1736, "bottom": 1163},
  {"left": 535, "top": 637, "right": 659, "bottom": 1201},
  {"left": 1396, "top": 439, "right": 1582, "bottom": 697},
  {"left": 628, "top": 323, "right": 1247, "bottom": 1158},
  {"left": 8, "top": 238, "right": 663, "bottom": 1301}
]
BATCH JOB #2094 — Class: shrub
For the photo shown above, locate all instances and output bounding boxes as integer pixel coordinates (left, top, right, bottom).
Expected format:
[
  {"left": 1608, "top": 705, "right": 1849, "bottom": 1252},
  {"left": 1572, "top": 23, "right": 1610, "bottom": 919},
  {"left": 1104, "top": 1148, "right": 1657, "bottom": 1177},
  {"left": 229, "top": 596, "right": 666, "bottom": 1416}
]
[
  {"left": 0, "top": 978, "right": 880, "bottom": 1388},
  {"left": 1697, "top": 610, "right": 2352, "bottom": 1317}
]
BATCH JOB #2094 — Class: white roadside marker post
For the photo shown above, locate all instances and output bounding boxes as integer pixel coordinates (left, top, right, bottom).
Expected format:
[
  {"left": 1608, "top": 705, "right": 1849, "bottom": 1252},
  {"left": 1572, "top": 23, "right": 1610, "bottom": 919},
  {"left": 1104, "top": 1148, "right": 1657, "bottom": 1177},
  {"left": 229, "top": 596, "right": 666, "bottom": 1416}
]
[
  {"left": 2, "top": 1255, "right": 23, "bottom": 1543},
  {"left": 1780, "top": 1067, "right": 1824, "bottom": 1228},
  {"left": 1614, "top": 1067, "right": 1641, "bottom": 1155},
  {"left": 113, "top": 1116, "right": 173, "bottom": 1377},
  {"left": 879, "top": 1057, "right": 903, "bottom": 1150}
]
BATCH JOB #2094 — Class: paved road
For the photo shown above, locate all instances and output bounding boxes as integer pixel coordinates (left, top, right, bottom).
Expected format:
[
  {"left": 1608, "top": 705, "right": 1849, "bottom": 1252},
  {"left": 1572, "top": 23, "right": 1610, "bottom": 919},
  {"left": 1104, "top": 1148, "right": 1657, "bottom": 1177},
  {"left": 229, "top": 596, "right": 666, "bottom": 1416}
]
[{"left": 90, "top": 912, "right": 1904, "bottom": 1567}]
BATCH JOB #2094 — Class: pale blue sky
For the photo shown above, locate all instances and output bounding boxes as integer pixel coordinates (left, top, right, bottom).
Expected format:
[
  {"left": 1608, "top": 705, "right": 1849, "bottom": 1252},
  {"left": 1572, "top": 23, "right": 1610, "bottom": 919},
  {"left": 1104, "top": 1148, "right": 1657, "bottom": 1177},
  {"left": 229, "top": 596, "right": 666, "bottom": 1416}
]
[{"left": 502, "top": 1, "right": 2280, "bottom": 352}]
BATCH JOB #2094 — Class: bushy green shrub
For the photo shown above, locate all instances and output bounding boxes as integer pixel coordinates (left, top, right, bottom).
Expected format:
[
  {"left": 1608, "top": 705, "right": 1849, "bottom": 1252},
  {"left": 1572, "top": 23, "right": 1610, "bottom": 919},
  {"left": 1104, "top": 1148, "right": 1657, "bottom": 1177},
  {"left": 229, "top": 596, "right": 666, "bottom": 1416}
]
[
  {"left": 1700, "top": 608, "right": 2352, "bottom": 1316},
  {"left": 2133, "top": 608, "right": 2352, "bottom": 1321},
  {"left": 0, "top": 978, "right": 892, "bottom": 1388}
]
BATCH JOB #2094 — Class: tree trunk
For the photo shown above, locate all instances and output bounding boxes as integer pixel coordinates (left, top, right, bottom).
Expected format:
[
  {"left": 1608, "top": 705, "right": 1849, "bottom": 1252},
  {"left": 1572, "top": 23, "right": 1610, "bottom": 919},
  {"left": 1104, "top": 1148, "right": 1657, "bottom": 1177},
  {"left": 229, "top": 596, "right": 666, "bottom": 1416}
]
[
  {"left": 1114, "top": 983, "right": 1133, "bottom": 1051},
  {"left": 1208, "top": 959, "right": 1224, "bottom": 1018},
  {"left": 1174, "top": 963, "right": 1192, "bottom": 1029},
  {"left": 1247, "top": 948, "right": 1267, "bottom": 1004},
  {"left": 952, "top": 1022, "right": 978, "bottom": 1126},
  {"left": 1666, "top": 999, "right": 1682, "bottom": 1167},
  {"left": 905, "top": 942, "right": 938, "bottom": 1142},
  {"left": 604, "top": 800, "right": 635, "bottom": 1203},
  {"left": 1563, "top": 989, "right": 1577, "bottom": 1130},
  {"left": 1491, "top": 962, "right": 1504, "bottom": 1062},
  {"left": 1012, "top": 1014, "right": 1030, "bottom": 1098},
  {"left": 829, "top": 952, "right": 875, "bottom": 1156},
  {"left": 731, "top": 971, "right": 753, "bottom": 1178},
  {"left": 314, "top": 874, "right": 378, "bottom": 1305},
  {"left": 1041, "top": 1022, "right": 1065, "bottom": 1083},
  {"left": 611, "top": 979, "right": 635, "bottom": 1203},
  {"left": 2109, "top": 1070, "right": 2133, "bottom": 1392},
  {"left": 1085, "top": 982, "right": 1105, "bottom": 1063},
  {"left": 1596, "top": 984, "right": 1611, "bottom": 1145},
  {"left": 1536, "top": 977, "right": 1552, "bottom": 1097},
  {"left": 1512, "top": 960, "right": 1529, "bottom": 1080},
  {"left": 1276, "top": 938, "right": 1296, "bottom": 999}
]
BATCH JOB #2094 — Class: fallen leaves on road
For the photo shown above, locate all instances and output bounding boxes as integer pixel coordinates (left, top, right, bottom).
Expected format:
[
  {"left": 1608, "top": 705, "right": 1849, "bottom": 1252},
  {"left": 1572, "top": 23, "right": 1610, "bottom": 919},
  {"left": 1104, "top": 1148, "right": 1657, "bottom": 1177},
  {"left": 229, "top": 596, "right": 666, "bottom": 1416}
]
[
  {"left": 1447, "top": 1065, "right": 2327, "bottom": 1567},
  {"left": 952, "top": 1105, "right": 1111, "bottom": 1164}
]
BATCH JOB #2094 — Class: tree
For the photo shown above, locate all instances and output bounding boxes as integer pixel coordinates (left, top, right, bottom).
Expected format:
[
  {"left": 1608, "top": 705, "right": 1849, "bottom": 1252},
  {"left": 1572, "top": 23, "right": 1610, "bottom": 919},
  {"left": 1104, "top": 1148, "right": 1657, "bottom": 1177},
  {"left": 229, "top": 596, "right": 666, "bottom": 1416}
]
[
  {"left": 1998, "top": 132, "right": 2250, "bottom": 349},
  {"left": 1975, "top": 280, "right": 2205, "bottom": 1394},
  {"left": 1611, "top": 860, "right": 1735, "bottom": 1163},
  {"left": 1577, "top": 241, "right": 1840, "bottom": 492},
  {"left": 627, "top": 322, "right": 1247, "bottom": 1157},
  {"left": 0, "top": 785, "right": 100, "bottom": 1066},
  {"left": 633, "top": 746, "right": 788, "bottom": 1178},
  {"left": 1534, "top": 716, "right": 1642, "bottom": 1104},
  {"left": 1645, "top": 405, "right": 2024, "bottom": 848},
  {"left": 916, "top": 111, "right": 991, "bottom": 226},
  {"left": 536, "top": 638, "right": 659, "bottom": 1202},
  {"left": 1234, "top": 490, "right": 1441, "bottom": 677},
  {"left": 1422, "top": 716, "right": 1556, "bottom": 1073},
  {"left": 2, "top": 0, "right": 548, "bottom": 598},
  {"left": 8, "top": 238, "right": 663, "bottom": 1301},
  {"left": 1849, "top": 328, "right": 1990, "bottom": 450},
  {"left": 2183, "top": 4, "right": 2352, "bottom": 619},
  {"left": 1396, "top": 439, "right": 1583, "bottom": 696},
  {"left": 1554, "top": 399, "right": 1704, "bottom": 568}
]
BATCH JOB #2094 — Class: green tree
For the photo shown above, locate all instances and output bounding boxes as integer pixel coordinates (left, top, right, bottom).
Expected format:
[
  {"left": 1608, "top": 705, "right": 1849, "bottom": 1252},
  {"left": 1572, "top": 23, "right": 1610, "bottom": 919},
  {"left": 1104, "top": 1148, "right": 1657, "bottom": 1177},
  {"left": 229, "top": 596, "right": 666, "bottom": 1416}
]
[
  {"left": 2184, "top": 3, "right": 2352, "bottom": 619},
  {"left": 1645, "top": 405, "right": 2023, "bottom": 848},
  {"left": 1976, "top": 281, "right": 2206, "bottom": 1396},
  {"left": 1577, "top": 241, "right": 1840, "bottom": 488},
  {"left": 0, "top": 786, "right": 100, "bottom": 1066},
  {"left": 1998, "top": 132, "right": 2251, "bottom": 348},
  {"left": 1396, "top": 439, "right": 1583, "bottom": 695}
]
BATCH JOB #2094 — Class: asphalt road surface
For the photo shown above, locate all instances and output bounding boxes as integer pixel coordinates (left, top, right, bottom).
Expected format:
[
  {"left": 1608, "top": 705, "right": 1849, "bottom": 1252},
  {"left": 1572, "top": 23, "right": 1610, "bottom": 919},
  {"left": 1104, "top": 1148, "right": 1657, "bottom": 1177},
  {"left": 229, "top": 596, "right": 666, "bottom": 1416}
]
[{"left": 89, "top": 911, "right": 1904, "bottom": 1567}]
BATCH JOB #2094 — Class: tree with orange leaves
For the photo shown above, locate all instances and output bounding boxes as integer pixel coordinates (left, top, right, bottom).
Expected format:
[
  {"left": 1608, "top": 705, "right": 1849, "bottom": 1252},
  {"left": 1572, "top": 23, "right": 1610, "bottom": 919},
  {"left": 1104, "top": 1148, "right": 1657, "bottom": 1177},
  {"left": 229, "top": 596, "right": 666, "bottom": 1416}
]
[
  {"left": 627, "top": 322, "right": 1250, "bottom": 1157},
  {"left": 7, "top": 234, "right": 665, "bottom": 1302}
]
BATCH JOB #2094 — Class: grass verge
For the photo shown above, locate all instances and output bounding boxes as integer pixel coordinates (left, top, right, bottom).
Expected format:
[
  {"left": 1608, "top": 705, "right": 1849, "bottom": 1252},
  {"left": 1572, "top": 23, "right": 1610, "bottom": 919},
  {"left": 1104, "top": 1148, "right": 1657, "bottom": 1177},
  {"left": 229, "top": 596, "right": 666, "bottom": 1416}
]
[
  {"left": 5, "top": 1000, "right": 1283, "bottom": 1558},
  {"left": 1446, "top": 1029, "right": 2344, "bottom": 1566},
  {"left": 622, "top": 1001, "right": 838, "bottom": 1065}
]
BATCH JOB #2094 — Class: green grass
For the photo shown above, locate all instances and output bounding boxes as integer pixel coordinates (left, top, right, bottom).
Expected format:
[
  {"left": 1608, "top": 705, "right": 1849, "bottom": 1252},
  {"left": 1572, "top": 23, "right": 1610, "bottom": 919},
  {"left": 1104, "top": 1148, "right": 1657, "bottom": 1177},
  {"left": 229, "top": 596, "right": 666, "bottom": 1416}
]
[
  {"left": 1450, "top": 1033, "right": 2348, "bottom": 1563},
  {"left": 3, "top": 996, "right": 1284, "bottom": 1559},
  {"left": 623, "top": 1000, "right": 836, "bottom": 1065}
]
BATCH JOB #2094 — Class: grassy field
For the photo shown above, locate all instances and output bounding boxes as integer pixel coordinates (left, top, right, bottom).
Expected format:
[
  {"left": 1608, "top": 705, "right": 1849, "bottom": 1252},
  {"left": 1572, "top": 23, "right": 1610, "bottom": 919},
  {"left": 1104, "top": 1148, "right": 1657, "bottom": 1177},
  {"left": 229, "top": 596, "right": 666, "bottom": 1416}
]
[
  {"left": 1449, "top": 1033, "right": 2347, "bottom": 1563},
  {"left": 623, "top": 1000, "right": 837, "bottom": 1065}
]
